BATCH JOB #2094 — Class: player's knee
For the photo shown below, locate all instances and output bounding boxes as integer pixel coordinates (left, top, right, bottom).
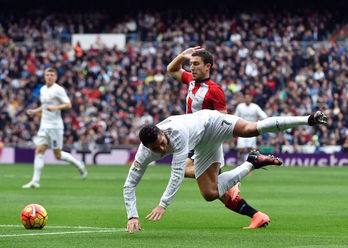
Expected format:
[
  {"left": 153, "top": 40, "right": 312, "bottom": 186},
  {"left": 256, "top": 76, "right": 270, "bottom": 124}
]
[
  {"left": 54, "top": 151, "right": 61, "bottom": 159},
  {"left": 243, "top": 124, "right": 258, "bottom": 137},
  {"left": 35, "top": 146, "right": 46, "bottom": 154},
  {"left": 202, "top": 191, "right": 218, "bottom": 202}
]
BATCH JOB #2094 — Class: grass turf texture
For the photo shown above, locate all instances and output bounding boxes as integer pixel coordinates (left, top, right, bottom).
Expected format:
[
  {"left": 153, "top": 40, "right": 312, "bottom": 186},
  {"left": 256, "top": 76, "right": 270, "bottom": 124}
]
[{"left": 0, "top": 164, "right": 348, "bottom": 248}]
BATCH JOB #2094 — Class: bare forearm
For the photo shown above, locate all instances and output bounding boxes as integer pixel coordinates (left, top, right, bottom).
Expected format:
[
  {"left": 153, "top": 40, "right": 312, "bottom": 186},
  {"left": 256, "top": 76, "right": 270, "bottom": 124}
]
[
  {"left": 52, "top": 102, "right": 72, "bottom": 111},
  {"left": 167, "top": 54, "right": 186, "bottom": 73},
  {"left": 31, "top": 107, "right": 42, "bottom": 115}
]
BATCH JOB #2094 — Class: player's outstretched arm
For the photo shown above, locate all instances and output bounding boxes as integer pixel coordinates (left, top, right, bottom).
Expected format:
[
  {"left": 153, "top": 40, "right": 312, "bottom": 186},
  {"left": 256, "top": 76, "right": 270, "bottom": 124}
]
[{"left": 127, "top": 217, "right": 141, "bottom": 234}]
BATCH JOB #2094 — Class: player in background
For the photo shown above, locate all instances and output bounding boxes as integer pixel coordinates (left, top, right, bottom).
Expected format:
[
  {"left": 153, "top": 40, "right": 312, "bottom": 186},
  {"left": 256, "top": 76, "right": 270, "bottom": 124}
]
[
  {"left": 167, "top": 46, "right": 269, "bottom": 228},
  {"left": 167, "top": 47, "right": 225, "bottom": 177},
  {"left": 22, "top": 68, "right": 87, "bottom": 189},
  {"left": 235, "top": 91, "right": 267, "bottom": 164},
  {"left": 124, "top": 109, "right": 327, "bottom": 233}
]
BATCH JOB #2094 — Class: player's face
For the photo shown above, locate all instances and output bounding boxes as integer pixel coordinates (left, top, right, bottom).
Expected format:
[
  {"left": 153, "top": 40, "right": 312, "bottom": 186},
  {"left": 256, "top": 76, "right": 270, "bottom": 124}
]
[
  {"left": 148, "top": 131, "right": 168, "bottom": 154},
  {"left": 190, "top": 56, "right": 210, "bottom": 81},
  {"left": 245, "top": 94, "right": 252, "bottom": 104},
  {"left": 44, "top": 71, "right": 57, "bottom": 87}
]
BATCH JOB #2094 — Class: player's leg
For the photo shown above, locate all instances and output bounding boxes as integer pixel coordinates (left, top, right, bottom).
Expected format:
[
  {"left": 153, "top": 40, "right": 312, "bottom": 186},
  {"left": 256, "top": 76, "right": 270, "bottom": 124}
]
[
  {"left": 22, "top": 130, "right": 49, "bottom": 189},
  {"left": 237, "top": 147, "right": 245, "bottom": 165},
  {"left": 184, "top": 158, "right": 195, "bottom": 178},
  {"left": 51, "top": 129, "right": 87, "bottom": 179},
  {"left": 196, "top": 162, "right": 221, "bottom": 201},
  {"left": 232, "top": 111, "right": 327, "bottom": 138},
  {"left": 53, "top": 149, "right": 87, "bottom": 179},
  {"left": 184, "top": 150, "right": 195, "bottom": 178},
  {"left": 196, "top": 155, "right": 280, "bottom": 201},
  {"left": 219, "top": 151, "right": 281, "bottom": 228},
  {"left": 22, "top": 145, "right": 47, "bottom": 189},
  {"left": 197, "top": 163, "right": 261, "bottom": 224},
  {"left": 237, "top": 137, "right": 252, "bottom": 165},
  {"left": 246, "top": 138, "right": 257, "bottom": 176}
]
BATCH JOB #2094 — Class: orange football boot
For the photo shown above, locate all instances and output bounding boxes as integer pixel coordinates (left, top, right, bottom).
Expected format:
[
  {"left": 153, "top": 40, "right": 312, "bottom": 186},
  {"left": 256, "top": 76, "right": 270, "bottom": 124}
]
[{"left": 243, "top": 211, "right": 270, "bottom": 229}]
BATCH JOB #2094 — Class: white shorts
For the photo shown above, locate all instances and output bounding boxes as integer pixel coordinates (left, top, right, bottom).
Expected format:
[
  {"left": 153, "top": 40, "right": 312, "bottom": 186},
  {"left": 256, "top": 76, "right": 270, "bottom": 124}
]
[
  {"left": 194, "top": 113, "right": 239, "bottom": 178},
  {"left": 237, "top": 137, "right": 257, "bottom": 149},
  {"left": 34, "top": 128, "right": 63, "bottom": 150}
]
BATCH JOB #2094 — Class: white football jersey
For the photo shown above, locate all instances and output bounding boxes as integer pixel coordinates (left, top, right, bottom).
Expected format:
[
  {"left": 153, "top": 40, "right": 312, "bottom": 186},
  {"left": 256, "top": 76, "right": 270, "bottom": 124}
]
[
  {"left": 235, "top": 102, "right": 267, "bottom": 122},
  {"left": 124, "top": 110, "right": 226, "bottom": 219},
  {"left": 39, "top": 83, "right": 71, "bottom": 129}
]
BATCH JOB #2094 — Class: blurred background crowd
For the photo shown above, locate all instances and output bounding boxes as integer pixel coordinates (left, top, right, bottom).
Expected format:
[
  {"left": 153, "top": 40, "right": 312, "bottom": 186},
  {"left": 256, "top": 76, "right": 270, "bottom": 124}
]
[{"left": 0, "top": 1, "right": 347, "bottom": 153}]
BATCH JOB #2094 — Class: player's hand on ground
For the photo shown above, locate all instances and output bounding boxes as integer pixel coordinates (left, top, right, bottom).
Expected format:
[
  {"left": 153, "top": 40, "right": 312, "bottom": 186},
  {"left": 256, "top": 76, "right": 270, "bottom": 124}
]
[
  {"left": 127, "top": 218, "right": 141, "bottom": 234},
  {"left": 145, "top": 205, "right": 166, "bottom": 221},
  {"left": 46, "top": 105, "right": 56, "bottom": 111},
  {"left": 181, "top": 46, "right": 203, "bottom": 60}
]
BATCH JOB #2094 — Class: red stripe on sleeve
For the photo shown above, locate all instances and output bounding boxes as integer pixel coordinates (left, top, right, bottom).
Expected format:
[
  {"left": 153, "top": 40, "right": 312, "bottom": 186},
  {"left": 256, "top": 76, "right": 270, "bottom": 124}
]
[{"left": 181, "top": 71, "right": 193, "bottom": 85}]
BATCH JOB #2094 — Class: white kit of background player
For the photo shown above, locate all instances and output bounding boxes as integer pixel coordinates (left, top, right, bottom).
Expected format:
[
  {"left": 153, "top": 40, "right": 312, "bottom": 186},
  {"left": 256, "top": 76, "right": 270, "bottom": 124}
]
[
  {"left": 235, "top": 92, "right": 268, "bottom": 162},
  {"left": 22, "top": 68, "right": 87, "bottom": 189}
]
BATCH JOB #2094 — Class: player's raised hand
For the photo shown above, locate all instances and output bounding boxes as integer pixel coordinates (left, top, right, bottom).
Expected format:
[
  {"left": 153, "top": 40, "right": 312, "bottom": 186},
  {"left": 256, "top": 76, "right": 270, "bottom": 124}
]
[
  {"left": 180, "top": 46, "right": 203, "bottom": 60},
  {"left": 127, "top": 218, "right": 141, "bottom": 234},
  {"left": 145, "top": 205, "right": 166, "bottom": 221}
]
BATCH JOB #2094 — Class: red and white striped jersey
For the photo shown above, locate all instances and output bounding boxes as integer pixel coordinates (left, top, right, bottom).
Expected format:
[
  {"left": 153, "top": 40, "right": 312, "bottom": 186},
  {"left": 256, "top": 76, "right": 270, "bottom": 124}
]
[{"left": 181, "top": 71, "right": 226, "bottom": 113}]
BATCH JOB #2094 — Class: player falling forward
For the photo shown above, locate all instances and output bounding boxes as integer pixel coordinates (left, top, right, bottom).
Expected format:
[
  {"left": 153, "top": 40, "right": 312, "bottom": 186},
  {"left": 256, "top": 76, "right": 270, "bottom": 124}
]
[
  {"left": 22, "top": 68, "right": 87, "bottom": 189},
  {"left": 124, "top": 109, "right": 327, "bottom": 233}
]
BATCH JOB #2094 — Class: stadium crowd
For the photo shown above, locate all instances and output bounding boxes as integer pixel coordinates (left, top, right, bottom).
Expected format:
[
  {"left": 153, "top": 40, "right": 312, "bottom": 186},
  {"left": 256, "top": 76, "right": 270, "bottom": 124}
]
[{"left": 0, "top": 8, "right": 347, "bottom": 153}]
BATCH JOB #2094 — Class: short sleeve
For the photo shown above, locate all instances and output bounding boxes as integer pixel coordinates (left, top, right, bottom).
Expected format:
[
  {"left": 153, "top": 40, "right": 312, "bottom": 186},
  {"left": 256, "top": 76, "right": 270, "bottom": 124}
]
[
  {"left": 57, "top": 87, "right": 71, "bottom": 104},
  {"left": 209, "top": 86, "right": 227, "bottom": 111}
]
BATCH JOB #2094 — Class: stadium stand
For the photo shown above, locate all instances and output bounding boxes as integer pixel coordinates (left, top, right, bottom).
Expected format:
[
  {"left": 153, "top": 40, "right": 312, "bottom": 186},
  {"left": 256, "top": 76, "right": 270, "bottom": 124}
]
[{"left": 0, "top": 4, "right": 347, "bottom": 153}]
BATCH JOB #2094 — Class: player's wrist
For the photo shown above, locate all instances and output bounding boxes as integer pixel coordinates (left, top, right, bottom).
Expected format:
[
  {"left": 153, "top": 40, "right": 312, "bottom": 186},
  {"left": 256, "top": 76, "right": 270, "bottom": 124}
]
[
  {"left": 128, "top": 217, "right": 138, "bottom": 221},
  {"left": 159, "top": 202, "right": 167, "bottom": 209}
]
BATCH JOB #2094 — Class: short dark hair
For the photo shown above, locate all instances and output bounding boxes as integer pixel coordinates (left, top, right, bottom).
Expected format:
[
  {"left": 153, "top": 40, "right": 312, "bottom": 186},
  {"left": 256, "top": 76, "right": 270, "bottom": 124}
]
[
  {"left": 192, "top": 50, "right": 214, "bottom": 68},
  {"left": 139, "top": 124, "right": 160, "bottom": 147}
]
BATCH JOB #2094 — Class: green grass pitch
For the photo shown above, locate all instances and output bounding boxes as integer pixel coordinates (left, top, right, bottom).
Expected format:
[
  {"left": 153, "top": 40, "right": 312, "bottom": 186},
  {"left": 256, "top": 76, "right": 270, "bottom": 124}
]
[{"left": 0, "top": 164, "right": 348, "bottom": 248}]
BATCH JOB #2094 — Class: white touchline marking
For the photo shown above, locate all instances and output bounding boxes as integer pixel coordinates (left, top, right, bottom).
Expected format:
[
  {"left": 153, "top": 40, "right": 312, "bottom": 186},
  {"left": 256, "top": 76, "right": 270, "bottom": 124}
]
[
  {"left": 0, "top": 229, "right": 125, "bottom": 238},
  {"left": 0, "top": 224, "right": 121, "bottom": 230}
]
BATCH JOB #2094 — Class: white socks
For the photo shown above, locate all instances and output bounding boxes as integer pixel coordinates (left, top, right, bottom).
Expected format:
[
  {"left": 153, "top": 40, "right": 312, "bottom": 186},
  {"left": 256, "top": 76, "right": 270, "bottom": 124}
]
[
  {"left": 32, "top": 153, "right": 44, "bottom": 184},
  {"left": 257, "top": 116, "right": 309, "bottom": 135},
  {"left": 60, "top": 151, "right": 84, "bottom": 170},
  {"left": 217, "top": 161, "right": 253, "bottom": 197}
]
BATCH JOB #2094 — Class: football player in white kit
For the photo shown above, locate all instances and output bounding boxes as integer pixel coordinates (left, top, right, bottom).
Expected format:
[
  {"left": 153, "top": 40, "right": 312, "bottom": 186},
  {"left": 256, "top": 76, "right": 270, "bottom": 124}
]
[
  {"left": 235, "top": 92, "right": 267, "bottom": 163},
  {"left": 124, "top": 109, "right": 327, "bottom": 233},
  {"left": 22, "top": 68, "right": 87, "bottom": 189}
]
